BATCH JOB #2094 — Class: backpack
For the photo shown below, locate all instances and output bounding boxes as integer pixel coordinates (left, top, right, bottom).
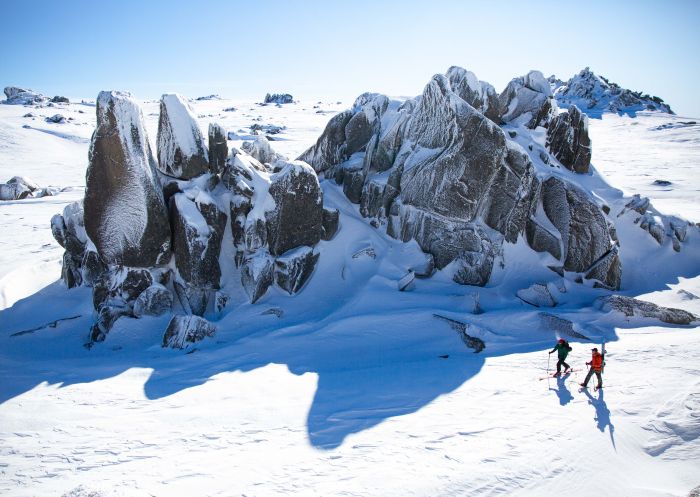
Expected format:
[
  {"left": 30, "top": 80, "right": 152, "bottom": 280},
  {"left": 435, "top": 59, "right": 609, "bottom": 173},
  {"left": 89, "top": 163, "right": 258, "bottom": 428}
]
[{"left": 563, "top": 340, "right": 572, "bottom": 352}]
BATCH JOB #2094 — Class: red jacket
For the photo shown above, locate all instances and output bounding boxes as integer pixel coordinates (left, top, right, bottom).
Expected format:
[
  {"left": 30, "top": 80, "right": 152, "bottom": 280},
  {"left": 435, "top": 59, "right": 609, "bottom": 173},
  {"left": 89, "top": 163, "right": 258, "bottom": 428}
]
[{"left": 589, "top": 352, "right": 603, "bottom": 371}]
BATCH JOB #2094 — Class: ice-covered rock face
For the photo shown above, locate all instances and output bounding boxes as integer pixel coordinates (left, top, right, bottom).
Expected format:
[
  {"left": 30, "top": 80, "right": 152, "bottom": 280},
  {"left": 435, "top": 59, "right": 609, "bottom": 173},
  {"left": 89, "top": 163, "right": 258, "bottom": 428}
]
[
  {"left": 553, "top": 67, "right": 673, "bottom": 116},
  {"left": 546, "top": 105, "right": 591, "bottom": 174},
  {"left": 157, "top": 93, "right": 210, "bottom": 179},
  {"left": 241, "top": 135, "right": 282, "bottom": 165},
  {"left": 445, "top": 66, "right": 501, "bottom": 124},
  {"left": 498, "top": 70, "right": 556, "bottom": 128},
  {"left": 85, "top": 91, "right": 171, "bottom": 267}
]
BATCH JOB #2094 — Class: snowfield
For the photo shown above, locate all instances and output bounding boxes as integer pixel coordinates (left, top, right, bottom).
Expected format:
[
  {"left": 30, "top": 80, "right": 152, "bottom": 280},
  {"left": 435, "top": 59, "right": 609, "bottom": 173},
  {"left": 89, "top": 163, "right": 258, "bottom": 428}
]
[{"left": 1, "top": 96, "right": 699, "bottom": 497}]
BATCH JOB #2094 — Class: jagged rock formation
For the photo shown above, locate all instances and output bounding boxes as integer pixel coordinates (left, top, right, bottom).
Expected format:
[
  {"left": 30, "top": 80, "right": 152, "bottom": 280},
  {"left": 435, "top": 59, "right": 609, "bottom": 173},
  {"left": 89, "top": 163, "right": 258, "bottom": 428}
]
[
  {"left": 546, "top": 105, "right": 591, "bottom": 173},
  {"left": 241, "top": 135, "right": 283, "bottom": 165},
  {"left": 85, "top": 91, "right": 172, "bottom": 267},
  {"left": 595, "top": 295, "right": 696, "bottom": 325},
  {"left": 618, "top": 194, "right": 691, "bottom": 252},
  {"left": 53, "top": 89, "right": 333, "bottom": 344},
  {"left": 3, "top": 86, "right": 47, "bottom": 105},
  {"left": 300, "top": 67, "right": 621, "bottom": 289},
  {"left": 264, "top": 93, "right": 293, "bottom": 104},
  {"left": 552, "top": 67, "right": 673, "bottom": 116},
  {"left": 498, "top": 70, "right": 556, "bottom": 128},
  {"left": 157, "top": 93, "right": 210, "bottom": 179}
]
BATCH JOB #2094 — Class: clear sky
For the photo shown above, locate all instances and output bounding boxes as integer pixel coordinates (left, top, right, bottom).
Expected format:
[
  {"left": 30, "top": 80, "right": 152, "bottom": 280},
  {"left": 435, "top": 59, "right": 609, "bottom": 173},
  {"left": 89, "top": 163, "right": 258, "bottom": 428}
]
[{"left": 2, "top": 0, "right": 699, "bottom": 116}]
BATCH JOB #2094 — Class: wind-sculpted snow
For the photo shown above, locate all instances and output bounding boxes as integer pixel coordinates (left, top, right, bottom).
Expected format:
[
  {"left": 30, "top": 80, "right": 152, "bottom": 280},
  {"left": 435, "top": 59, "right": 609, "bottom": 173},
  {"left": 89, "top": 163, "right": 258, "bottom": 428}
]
[{"left": 85, "top": 91, "right": 171, "bottom": 268}]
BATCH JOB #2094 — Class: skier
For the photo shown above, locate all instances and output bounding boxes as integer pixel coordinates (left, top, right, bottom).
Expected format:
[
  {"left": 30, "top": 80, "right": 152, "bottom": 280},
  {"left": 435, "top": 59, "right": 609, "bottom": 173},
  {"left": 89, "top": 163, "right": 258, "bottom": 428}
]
[
  {"left": 580, "top": 347, "right": 604, "bottom": 390},
  {"left": 548, "top": 338, "right": 572, "bottom": 376}
]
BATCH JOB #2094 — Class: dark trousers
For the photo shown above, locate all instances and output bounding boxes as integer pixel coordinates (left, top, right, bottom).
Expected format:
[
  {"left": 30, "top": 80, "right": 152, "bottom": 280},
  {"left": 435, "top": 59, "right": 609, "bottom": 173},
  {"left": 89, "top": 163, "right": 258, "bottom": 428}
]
[
  {"left": 583, "top": 367, "right": 602, "bottom": 387},
  {"left": 556, "top": 359, "right": 570, "bottom": 374}
]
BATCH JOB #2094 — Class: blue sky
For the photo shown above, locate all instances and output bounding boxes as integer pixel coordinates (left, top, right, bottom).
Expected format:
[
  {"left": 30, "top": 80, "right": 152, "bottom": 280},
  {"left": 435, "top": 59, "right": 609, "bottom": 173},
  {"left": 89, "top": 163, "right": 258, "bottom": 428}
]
[{"left": 2, "top": 0, "right": 699, "bottom": 116}]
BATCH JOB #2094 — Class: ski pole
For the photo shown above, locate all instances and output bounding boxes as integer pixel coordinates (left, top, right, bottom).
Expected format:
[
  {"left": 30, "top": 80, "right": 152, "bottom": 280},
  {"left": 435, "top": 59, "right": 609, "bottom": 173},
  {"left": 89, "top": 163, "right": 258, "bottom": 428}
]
[{"left": 547, "top": 352, "right": 551, "bottom": 376}]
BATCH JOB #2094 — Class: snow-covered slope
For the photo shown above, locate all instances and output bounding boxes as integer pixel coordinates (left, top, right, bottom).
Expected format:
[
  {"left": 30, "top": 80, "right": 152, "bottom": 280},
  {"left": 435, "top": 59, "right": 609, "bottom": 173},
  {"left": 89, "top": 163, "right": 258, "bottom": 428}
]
[{"left": 1, "top": 91, "right": 699, "bottom": 497}]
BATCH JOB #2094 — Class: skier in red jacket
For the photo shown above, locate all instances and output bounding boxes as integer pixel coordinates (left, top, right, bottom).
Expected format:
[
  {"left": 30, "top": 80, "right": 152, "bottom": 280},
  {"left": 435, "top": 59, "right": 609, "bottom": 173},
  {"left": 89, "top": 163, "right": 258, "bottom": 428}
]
[{"left": 581, "top": 348, "right": 604, "bottom": 390}]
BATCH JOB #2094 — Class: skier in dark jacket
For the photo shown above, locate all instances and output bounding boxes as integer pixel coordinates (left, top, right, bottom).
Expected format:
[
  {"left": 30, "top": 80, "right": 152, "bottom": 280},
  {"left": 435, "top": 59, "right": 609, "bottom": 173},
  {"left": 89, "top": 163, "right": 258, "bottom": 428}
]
[{"left": 549, "top": 338, "right": 572, "bottom": 376}]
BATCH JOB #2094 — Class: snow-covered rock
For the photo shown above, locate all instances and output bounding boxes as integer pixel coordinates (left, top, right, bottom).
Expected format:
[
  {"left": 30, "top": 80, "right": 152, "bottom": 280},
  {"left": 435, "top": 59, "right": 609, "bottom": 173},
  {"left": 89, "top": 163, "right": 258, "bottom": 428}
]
[
  {"left": 274, "top": 246, "right": 319, "bottom": 295},
  {"left": 546, "top": 105, "right": 591, "bottom": 174},
  {"left": 498, "top": 70, "right": 556, "bottom": 128},
  {"left": 264, "top": 93, "right": 293, "bottom": 104},
  {"left": 553, "top": 67, "right": 673, "bottom": 117},
  {"left": 541, "top": 177, "right": 620, "bottom": 288},
  {"left": 0, "top": 182, "right": 32, "bottom": 200},
  {"left": 265, "top": 161, "right": 323, "bottom": 256},
  {"left": 157, "top": 93, "right": 209, "bottom": 179},
  {"left": 207, "top": 122, "right": 228, "bottom": 175},
  {"left": 241, "top": 251, "right": 274, "bottom": 303},
  {"left": 446, "top": 66, "right": 501, "bottom": 123},
  {"left": 595, "top": 295, "right": 697, "bottom": 325},
  {"left": 45, "top": 114, "right": 66, "bottom": 124},
  {"left": 516, "top": 283, "right": 557, "bottom": 307},
  {"left": 241, "top": 135, "right": 283, "bottom": 165},
  {"left": 3, "top": 86, "right": 47, "bottom": 105},
  {"left": 162, "top": 314, "right": 216, "bottom": 349},
  {"left": 85, "top": 91, "right": 171, "bottom": 267},
  {"left": 133, "top": 283, "right": 174, "bottom": 317}
]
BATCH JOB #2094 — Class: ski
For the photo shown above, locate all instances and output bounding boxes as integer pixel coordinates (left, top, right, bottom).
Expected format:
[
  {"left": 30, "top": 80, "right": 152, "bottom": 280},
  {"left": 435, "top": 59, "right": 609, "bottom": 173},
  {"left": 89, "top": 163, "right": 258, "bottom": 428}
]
[{"left": 539, "top": 369, "right": 579, "bottom": 380}]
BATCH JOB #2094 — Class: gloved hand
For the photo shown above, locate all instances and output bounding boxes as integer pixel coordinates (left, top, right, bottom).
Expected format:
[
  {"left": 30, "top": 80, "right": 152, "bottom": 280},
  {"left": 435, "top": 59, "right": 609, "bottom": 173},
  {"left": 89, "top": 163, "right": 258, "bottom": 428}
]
[
  {"left": 549, "top": 351, "right": 553, "bottom": 354},
  {"left": 586, "top": 362, "right": 591, "bottom": 366}
]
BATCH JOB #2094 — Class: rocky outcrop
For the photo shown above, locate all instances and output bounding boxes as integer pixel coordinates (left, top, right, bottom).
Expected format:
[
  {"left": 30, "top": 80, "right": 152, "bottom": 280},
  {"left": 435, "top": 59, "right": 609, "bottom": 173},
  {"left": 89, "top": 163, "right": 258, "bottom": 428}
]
[
  {"left": 595, "top": 295, "right": 696, "bottom": 325},
  {"left": 266, "top": 161, "right": 323, "bottom": 256},
  {"left": 241, "top": 252, "right": 274, "bottom": 303},
  {"left": 541, "top": 176, "right": 620, "bottom": 288},
  {"left": 498, "top": 70, "right": 556, "bottom": 128},
  {"left": 553, "top": 67, "right": 673, "bottom": 116},
  {"left": 3, "top": 86, "right": 47, "bottom": 105},
  {"left": 241, "top": 135, "right": 282, "bottom": 165},
  {"left": 85, "top": 91, "right": 171, "bottom": 267},
  {"left": 264, "top": 93, "right": 293, "bottom": 104},
  {"left": 446, "top": 66, "right": 501, "bottom": 124},
  {"left": 321, "top": 208, "right": 339, "bottom": 240},
  {"left": 208, "top": 123, "right": 228, "bottom": 175},
  {"left": 546, "top": 105, "right": 591, "bottom": 173},
  {"left": 157, "top": 93, "right": 209, "bottom": 179}
]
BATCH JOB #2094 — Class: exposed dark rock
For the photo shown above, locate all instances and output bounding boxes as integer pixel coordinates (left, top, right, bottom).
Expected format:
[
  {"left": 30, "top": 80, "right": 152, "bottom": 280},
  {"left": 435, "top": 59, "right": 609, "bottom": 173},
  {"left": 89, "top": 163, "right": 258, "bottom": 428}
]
[
  {"left": 360, "top": 180, "right": 385, "bottom": 218},
  {"left": 162, "top": 315, "right": 216, "bottom": 349},
  {"left": 539, "top": 313, "right": 591, "bottom": 340},
  {"left": 546, "top": 105, "right": 591, "bottom": 173},
  {"left": 274, "top": 246, "right": 319, "bottom": 294},
  {"left": 157, "top": 93, "right": 209, "bottom": 179},
  {"left": 92, "top": 267, "right": 153, "bottom": 311},
  {"left": 85, "top": 91, "right": 171, "bottom": 267},
  {"left": 595, "top": 295, "right": 697, "bottom": 325},
  {"left": 133, "top": 284, "right": 173, "bottom": 317},
  {"left": 51, "top": 96, "right": 69, "bottom": 103},
  {"left": 208, "top": 123, "right": 228, "bottom": 175},
  {"left": 265, "top": 161, "right": 323, "bottom": 256},
  {"left": 90, "top": 303, "right": 131, "bottom": 342},
  {"left": 342, "top": 169, "right": 365, "bottom": 204},
  {"left": 433, "top": 314, "right": 486, "bottom": 353},
  {"left": 61, "top": 252, "right": 83, "bottom": 289},
  {"left": 344, "top": 111, "right": 373, "bottom": 156},
  {"left": 0, "top": 182, "right": 32, "bottom": 200},
  {"left": 3, "top": 86, "right": 46, "bottom": 105},
  {"left": 585, "top": 246, "right": 621, "bottom": 289},
  {"left": 321, "top": 208, "right": 339, "bottom": 241},
  {"left": 81, "top": 249, "right": 106, "bottom": 287},
  {"left": 169, "top": 193, "right": 226, "bottom": 289},
  {"left": 45, "top": 114, "right": 66, "bottom": 124}
]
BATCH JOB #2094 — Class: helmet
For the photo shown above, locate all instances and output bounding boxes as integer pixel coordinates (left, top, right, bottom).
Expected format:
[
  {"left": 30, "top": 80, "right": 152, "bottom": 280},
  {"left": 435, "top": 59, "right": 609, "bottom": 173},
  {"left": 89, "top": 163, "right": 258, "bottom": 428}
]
[{"left": 558, "top": 338, "right": 565, "bottom": 343}]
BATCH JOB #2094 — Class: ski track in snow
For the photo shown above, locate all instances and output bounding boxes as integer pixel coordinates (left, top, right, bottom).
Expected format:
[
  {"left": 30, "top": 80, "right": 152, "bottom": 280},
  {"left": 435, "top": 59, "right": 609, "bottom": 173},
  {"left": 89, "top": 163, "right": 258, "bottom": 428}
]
[{"left": 1, "top": 98, "right": 700, "bottom": 496}]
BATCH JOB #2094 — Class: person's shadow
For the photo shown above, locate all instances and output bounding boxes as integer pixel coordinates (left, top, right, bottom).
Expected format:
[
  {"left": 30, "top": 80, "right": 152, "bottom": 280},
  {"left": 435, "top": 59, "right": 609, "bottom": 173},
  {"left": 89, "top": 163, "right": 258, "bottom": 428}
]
[
  {"left": 549, "top": 375, "right": 574, "bottom": 406},
  {"left": 583, "top": 387, "right": 616, "bottom": 450}
]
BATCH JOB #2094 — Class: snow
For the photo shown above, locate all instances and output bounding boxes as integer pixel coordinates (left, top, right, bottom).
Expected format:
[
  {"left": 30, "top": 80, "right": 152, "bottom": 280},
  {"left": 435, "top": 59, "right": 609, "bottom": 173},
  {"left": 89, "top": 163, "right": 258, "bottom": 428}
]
[
  {"left": 1, "top": 92, "right": 699, "bottom": 497},
  {"left": 158, "top": 93, "right": 209, "bottom": 167}
]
